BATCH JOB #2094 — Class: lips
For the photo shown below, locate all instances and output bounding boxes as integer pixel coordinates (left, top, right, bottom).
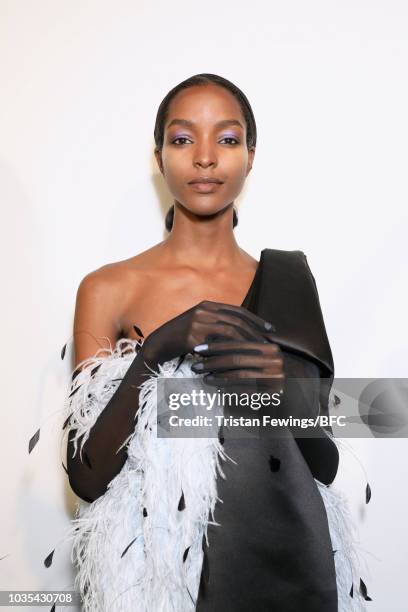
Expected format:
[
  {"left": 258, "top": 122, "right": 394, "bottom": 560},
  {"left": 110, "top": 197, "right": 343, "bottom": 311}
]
[
  {"left": 188, "top": 177, "right": 224, "bottom": 184},
  {"left": 188, "top": 181, "right": 223, "bottom": 193}
]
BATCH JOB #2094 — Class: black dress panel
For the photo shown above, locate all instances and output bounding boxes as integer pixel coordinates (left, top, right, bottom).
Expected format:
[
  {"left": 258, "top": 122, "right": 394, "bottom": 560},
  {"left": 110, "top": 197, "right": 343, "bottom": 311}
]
[{"left": 195, "top": 248, "right": 338, "bottom": 612}]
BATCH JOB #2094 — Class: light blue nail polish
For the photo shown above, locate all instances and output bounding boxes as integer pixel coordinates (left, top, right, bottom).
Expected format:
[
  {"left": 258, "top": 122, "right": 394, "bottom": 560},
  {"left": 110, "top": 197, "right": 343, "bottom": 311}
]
[
  {"left": 264, "top": 322, "right": 277, "bottom": 332},
  {"left": 193, "top": 362, "right": 204, "bottom": 370},
  {"left": 194, "top": 344, "right": 208, "bottom": 352}
]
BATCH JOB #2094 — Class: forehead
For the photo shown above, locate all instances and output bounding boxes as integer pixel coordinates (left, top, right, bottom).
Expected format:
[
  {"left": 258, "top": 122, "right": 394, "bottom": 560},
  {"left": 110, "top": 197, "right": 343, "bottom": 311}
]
[{"left": 165, "top": 84, "right": 245, "bottom": 129}]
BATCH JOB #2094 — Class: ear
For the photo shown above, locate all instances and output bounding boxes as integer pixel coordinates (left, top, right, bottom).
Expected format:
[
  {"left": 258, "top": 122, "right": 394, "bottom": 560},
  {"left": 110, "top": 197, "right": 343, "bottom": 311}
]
[
  {"left": 154, "top": 148, "right": 164, "bottom": 174},
  {"left": 246, "top": 147, "right": 256, "bottom": 175}
]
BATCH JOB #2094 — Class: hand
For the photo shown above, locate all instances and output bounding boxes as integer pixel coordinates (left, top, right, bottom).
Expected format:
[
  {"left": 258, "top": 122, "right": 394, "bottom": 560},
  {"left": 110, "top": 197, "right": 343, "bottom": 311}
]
[
  {"left": 190, "top": 339, "right": 285, "bottom": 395},
  {"left": 140, "top": 300, "right": 278, "bottom": 371}
]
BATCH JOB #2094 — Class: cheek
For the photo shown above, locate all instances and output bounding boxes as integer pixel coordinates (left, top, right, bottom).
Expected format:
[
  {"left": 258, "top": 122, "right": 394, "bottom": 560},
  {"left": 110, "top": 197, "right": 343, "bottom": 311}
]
[
  {"left": 225, "top": 148, "right": 248, "bottom": 170},
  {"left": 227, "top": 155, "right": 249, "bottom": 185},
  {"left": 161, "top": 149, "right": 190, "bottom": 178}
]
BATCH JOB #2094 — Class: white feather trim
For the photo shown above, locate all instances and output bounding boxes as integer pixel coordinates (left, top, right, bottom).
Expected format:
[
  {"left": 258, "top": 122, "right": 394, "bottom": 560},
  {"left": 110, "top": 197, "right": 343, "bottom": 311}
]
[
  {"left": 61, "top": 339, "right": 368, "bottom": 611},
  {"left": 316, "top": 480, "right": 368, "bottom": 611},
  {"left": 62, "top": 340, "right": 233, "bottom": 611}
]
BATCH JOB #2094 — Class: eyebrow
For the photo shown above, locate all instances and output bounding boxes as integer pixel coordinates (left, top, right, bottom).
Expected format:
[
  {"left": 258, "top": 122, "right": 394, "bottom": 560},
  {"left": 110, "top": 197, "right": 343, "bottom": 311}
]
[{"left": 166, "top": 118, "right": 244, "bottom": 130}]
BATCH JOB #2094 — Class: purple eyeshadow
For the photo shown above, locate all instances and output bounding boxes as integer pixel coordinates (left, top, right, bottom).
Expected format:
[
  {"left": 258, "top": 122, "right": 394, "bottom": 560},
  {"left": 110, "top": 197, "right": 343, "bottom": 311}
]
[{"left": 170, "top": 132, "right": 239, "bottom": 140}]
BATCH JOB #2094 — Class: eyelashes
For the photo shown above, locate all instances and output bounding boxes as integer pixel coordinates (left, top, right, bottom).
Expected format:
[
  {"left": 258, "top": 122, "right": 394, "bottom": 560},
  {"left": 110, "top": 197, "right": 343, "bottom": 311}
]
[{"left": 171, "top": 136, "right": 240, "bottom": 146}]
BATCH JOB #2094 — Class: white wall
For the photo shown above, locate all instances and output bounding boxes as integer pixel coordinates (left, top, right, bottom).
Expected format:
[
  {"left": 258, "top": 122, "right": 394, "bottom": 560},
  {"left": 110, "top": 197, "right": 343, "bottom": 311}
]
[{"left": 1, "top": 1, "right": 406, "bottom": 609}]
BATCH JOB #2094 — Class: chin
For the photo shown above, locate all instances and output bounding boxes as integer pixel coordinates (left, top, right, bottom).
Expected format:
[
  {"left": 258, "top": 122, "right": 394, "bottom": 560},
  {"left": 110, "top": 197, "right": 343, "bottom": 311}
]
[{"left": 185, "top": 201, "right": 233, "bottom": 218}]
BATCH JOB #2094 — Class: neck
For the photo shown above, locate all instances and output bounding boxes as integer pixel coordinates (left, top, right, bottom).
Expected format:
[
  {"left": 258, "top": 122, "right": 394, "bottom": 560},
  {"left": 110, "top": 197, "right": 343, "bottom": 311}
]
[{"left": 160, "top": 201, "right": 241, "bottom": 268}]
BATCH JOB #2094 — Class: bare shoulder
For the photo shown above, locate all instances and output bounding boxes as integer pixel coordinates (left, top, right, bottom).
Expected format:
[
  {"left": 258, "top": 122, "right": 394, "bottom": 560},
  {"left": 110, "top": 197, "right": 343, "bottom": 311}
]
[
  {"left": 73, "top": 244, "right": 163, "bottom": 366},
  {"left": 78, "top": 243, "right": 163, "bottom": 298}
]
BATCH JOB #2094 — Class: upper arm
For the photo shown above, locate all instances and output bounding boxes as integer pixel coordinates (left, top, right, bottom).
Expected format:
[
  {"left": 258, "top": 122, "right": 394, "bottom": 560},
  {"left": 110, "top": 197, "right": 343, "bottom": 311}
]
[{"left": 73, "top": 270, "right": 122, "bottom": 369}]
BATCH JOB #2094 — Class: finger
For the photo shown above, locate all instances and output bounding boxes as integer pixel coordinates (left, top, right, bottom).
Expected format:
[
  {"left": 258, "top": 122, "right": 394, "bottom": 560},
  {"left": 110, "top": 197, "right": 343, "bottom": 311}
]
[
  {"left": 193, "top": 340, "right": 281, "bottom": 357},
  {"left": 194, "top": 319, "right": 264, "bottom": 344},
  {"left": 200, "top": 301, "right": 276, "bottom": 335},
  {"left": 196, "top": 306, "right": 269, "bottom": 342},
  {"left": 203, "top": 371, "right": 284, "bottom": 392},
  {"left": 203, "top": 371, "right": 260, "bottom": 389},
  {"left": 192, "top": 353, "right": 283, "bottom": 374}
]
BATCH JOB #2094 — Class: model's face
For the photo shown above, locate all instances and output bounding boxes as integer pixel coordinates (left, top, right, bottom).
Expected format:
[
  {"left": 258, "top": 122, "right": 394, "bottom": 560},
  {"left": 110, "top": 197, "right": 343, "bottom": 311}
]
[{"left": 155, "top": 84, "right": 255, "bottom": 216}]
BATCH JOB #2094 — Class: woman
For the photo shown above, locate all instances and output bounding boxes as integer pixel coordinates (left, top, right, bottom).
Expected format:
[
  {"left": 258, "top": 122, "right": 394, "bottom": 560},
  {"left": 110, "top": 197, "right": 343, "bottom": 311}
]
[{"left": 64, "top": 74, "right": 364, "bottom": 611}]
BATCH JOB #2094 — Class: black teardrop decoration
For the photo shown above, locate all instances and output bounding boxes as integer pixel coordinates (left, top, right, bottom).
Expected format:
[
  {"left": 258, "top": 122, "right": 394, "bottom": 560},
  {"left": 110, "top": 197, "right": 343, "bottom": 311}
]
[
  {"left": 50, "top": 604, "right": 55, "bottom": 612},
  {"left": 175, "top": 354, "right": 186, "bottom": 372},
  {"left": 183, "top": 546, "right": 190, "bottom": 562},
  {"left": 44, "top": 549, "right": 55, "bottom": 568},
  {"left": 186, "top": 585, "right": 195, "bottom": 606},
  {"left": 350, "top": 583, "right": 354, "bottom": 597},
  {"left": 61, "top": 343, "right": 67, "bottom": 360},
  {"left": 333, "top": 394, "right": 341, "bottom": 407},
  {"left": 219, "top": 435, "right": 225, "bottom": 445},
  {"left": 366, "top": 482, "right": 372, "bottom": 504},
  {"left": 178, "top": 491, "right": 186, "bottom": 511},
  {"left": 133, "top": 325, "right": 144, "bottom": 338},
  {"left": 143, "top": 507, "right": 148, "bottom": 517},
  {"left": 62, "top": 413, "right": 73, "bottom": 430},
  {"left": 121, "top": 536, "right": 139, "bottom": 558},
  {"left": 91, "top": 364, "right": 102, "bottom": 377},
  {"left": 359, "top": 577, "right": 373, "bottom": 601},
  {"left": 68, "top": 385, "right": 81, "bottom": 398},
  {"left": 28, "top": 429, "right": 40, "bottom": 454},
  {"left": 71, "top": 367, "right": 81, "bottom": 382},
  {"left": 269, "top": 455, "right": 281, "bottom": 472},
  {"left": 198, "top": 537, "right": 208, "bottom": 597}
]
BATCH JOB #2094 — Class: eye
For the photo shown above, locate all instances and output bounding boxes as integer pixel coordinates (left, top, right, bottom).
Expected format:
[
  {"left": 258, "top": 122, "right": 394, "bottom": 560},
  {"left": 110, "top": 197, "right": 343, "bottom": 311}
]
[
  {"left": 219, "top": 137, "right": 240, "bottom": 145},
  {"left": 172, "top": 137, "right": 192, "bottom": 145},
  {"left": 171, "top": 136, "right": 240, "bottom": 146}
]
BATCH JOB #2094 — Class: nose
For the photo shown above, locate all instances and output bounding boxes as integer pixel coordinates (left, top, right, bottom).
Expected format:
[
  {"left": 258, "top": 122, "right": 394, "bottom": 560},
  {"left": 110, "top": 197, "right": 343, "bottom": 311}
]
[{"left": 193, "top": 137, "right": 217, "bottom": 169}]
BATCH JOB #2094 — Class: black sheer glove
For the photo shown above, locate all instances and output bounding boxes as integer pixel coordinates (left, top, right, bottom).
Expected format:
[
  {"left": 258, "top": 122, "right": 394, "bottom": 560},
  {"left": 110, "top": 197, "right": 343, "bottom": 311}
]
[
  {"left": 67, "top": 299, "right": 338, "bottom": 504},
  {"left": 141, "top": 300, "right": 279, "bottom": 369},
  {"left": 67, "top": 301, "right": 277, "bottom": 503},
  {"left": 190, "top": 338, "right": 283, "bottom": 387},
  {"left": 189, "top": 339, "right": 339, "bottom": 485},
  {"left": 67, "top": 344, "right": 157, "bottom": 503}
]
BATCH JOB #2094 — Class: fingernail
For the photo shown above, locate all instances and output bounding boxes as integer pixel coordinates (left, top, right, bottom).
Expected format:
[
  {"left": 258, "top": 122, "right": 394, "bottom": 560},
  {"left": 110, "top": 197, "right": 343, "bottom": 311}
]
[
  {"left": 193, "top": 362, "right": 204, "bottom": 370},
  {"left": 264, "top": 322, "right": 276, "bottom": 332},
  {"left": 194, "top": 344, "right": 208, "bottom": 352}
]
